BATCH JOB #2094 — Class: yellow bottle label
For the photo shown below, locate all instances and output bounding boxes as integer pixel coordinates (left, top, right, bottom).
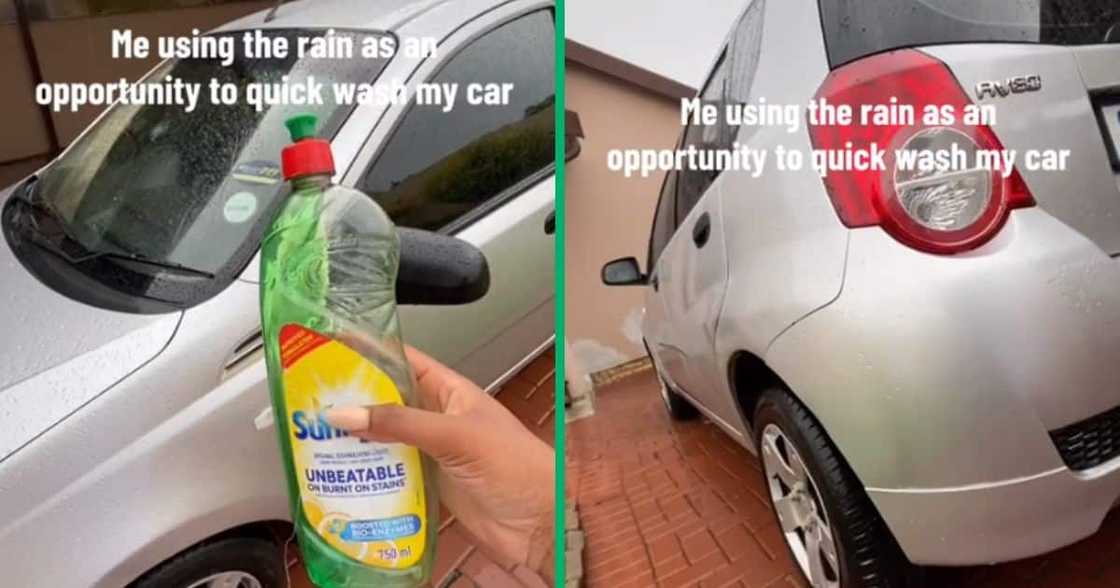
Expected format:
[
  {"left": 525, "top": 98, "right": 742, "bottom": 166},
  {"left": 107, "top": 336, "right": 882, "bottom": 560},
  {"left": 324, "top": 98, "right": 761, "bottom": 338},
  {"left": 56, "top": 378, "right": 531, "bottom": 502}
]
[{"left": 279, "top": 324, "right": 427, "bottom": 569}]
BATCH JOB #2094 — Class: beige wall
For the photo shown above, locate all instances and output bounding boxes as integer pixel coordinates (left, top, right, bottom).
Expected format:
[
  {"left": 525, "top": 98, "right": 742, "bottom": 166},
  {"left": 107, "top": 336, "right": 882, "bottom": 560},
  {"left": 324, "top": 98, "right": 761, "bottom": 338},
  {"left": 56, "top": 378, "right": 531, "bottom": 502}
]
[
  {"left": 565, "top": 60, "right": 681, "bottom": 374},
  {"left": 0, "top": 22, "right": 52, "bottom": 162}
]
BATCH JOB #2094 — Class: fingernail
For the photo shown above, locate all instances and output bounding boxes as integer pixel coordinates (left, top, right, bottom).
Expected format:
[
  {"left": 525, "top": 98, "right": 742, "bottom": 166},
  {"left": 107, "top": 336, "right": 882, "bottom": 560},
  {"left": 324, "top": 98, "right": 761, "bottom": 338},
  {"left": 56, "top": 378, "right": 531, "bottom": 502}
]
[{"left": 323, "top": 406, "right": 369, "bottom": 432}]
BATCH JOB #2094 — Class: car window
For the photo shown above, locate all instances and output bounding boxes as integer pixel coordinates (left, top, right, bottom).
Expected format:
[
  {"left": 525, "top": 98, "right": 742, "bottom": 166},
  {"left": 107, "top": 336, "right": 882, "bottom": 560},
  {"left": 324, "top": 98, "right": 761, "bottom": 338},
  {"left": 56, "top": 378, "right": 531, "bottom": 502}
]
[
  {"left": 728, "top": 0, "right": 765, "bottom": 106},
  {"left": 13, "top": 29, "right": 390, "bottom": 313},
  {"left": 664, "top": 3, "right": 765, "bottom": 231},
  {"left": 34, "top": 30, "right": 385, "bottom": 274},
  {"left": 675, "top": 51, "right": 732, "bottom": 222},
  {"left": 360, "top": 10, "right": 556, "bottom": 232},
  {"left": 647, "top": 168, "right": 678, "bottom": 270},
  {"left": 819, "top": 0, "right": 1120, "bottom": 68}
]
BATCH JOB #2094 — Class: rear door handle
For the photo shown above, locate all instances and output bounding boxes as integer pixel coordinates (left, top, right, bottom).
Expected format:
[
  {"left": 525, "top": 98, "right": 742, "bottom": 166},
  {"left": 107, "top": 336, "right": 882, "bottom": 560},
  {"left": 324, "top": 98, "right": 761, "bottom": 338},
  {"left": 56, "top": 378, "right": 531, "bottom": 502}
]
[
  {"left": 222, "top": 330, "right": 264, "bottom": 379},
  {"left": 544, "top": 210, "right": 556, "bottom": 235},
  {"left": 692, "top": 212, "right": 711, "bottom": 248}
]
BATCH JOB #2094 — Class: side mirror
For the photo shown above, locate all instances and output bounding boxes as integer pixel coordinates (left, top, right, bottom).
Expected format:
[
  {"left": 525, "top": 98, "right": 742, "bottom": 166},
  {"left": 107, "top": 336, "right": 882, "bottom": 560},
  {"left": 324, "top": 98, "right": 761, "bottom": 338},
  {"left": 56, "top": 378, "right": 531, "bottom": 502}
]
[
  {"left": 601, "top": 256, "right": 647, "bottom": 286},
  {"left": 397, "top": 227, "right": 489, "bottom": 305}
]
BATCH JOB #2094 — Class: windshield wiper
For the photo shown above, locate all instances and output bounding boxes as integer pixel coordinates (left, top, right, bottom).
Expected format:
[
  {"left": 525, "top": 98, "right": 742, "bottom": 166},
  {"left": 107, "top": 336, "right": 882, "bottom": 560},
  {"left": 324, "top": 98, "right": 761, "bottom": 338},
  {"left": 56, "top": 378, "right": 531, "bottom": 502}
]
[
  {"left": 82, "top": 250, "right": 216, "bottom": 278},
  {"left": 10, "top": 180, "right": 215, "bottom": 279},
  {"left": 22, "top": 220, "right": 217, "bottom": 279}
]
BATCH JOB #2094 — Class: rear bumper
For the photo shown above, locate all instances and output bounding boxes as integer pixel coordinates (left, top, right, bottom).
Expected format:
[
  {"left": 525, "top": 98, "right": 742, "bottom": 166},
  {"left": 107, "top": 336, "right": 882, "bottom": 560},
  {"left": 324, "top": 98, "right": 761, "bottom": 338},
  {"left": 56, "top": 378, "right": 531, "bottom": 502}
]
[
  {"left": 868, "top": 459, "right": 1120, "bottom": 565},
  {"left": 765, "top": 208, "right": 1120, "bottom": 564}
]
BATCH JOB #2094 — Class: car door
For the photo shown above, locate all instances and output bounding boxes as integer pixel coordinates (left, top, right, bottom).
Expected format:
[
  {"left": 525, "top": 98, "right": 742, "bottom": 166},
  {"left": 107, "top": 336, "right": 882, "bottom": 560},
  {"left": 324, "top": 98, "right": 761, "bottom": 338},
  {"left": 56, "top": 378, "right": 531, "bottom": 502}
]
[
  {"left": 652, "top": 51, "right": 735, "bottom": 421},
  {"left": 643, "top": 166, "right": 687, "bottom": 389},
  {"left": 344, "top": 6, "right": 556, "bottom": 390}
]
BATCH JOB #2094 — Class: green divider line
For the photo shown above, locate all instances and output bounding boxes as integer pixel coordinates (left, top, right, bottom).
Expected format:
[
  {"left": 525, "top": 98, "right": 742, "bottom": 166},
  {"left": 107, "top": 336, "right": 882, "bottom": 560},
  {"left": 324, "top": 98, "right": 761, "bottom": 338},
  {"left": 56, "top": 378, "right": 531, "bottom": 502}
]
[{"left": 553, "top": 1, "right": 566, "bottom": 585}]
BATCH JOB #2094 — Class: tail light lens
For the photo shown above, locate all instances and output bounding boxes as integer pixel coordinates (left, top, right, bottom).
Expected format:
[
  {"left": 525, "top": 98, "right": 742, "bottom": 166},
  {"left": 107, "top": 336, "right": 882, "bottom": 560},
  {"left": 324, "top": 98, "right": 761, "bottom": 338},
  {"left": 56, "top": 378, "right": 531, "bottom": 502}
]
[{"left": 808, "top": 50, "right": 1035, "bottom": 254}]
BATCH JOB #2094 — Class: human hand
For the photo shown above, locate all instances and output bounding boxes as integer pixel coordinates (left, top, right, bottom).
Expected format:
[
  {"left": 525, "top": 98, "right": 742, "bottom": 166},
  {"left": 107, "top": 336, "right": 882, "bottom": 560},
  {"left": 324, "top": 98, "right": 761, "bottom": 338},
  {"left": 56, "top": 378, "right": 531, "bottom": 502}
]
[{"left": 324, "top": 346, "right": 554, "bottom": 579}]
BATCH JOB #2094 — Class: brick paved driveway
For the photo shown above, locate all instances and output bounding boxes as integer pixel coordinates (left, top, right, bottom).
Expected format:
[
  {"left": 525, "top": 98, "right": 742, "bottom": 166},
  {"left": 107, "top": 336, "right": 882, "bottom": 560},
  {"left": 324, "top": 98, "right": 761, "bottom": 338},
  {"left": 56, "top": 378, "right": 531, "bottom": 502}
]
[{"left": 569, "top": 369, "right": 1120, "bottom": 588}]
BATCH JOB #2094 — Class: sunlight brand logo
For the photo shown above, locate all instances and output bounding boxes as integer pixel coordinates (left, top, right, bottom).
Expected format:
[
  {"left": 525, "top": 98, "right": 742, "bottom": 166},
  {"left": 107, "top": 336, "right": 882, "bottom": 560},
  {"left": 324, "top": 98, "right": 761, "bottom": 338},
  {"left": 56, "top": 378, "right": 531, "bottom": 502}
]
[{"left": 292, "top": 410, "right": 351, "bottom": 441}]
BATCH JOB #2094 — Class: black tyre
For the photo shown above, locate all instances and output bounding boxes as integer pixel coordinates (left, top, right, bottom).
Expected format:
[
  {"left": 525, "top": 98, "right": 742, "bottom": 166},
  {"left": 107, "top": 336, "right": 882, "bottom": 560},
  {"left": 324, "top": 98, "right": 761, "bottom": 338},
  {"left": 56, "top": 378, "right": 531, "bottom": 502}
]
[
  {"left": 753, "top": 388, "right": 915, "bottom": 588},
  {"left": 133, "top": 537, "right": 284, "bottom": 588},
  {"left": 657, "top": 372, "right": 699, "bottom": 420}
]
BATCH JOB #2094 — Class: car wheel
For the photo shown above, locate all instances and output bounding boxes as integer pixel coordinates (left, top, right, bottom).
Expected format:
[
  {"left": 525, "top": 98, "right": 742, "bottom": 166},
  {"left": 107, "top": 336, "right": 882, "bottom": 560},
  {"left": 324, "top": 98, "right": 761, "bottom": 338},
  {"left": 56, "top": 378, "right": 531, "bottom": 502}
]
[
  {"left": 754, "top": 388, "right": 913, "bottom": 588},
  {"left": 134, "top": 537, "right": 284, "bottom": 588},
  {"left": 657, "top": 372, "right": 699, "bottom": 420}
]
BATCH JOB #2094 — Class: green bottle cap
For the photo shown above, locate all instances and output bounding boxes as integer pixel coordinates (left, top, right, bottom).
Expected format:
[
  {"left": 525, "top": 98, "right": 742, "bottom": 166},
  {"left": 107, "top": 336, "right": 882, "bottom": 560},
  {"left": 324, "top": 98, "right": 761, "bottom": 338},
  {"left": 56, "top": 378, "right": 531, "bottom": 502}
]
[{"left": 285, "top": 113, "right": 319, "bottom": 142}]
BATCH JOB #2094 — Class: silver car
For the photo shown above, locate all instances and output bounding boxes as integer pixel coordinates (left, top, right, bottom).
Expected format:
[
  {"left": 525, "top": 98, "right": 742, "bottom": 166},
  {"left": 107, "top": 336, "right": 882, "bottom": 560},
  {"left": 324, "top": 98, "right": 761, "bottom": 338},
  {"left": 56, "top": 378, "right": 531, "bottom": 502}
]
[
  {"left": 604, "top": 1, "right": 1120, "bottom": 586},
  {"left": 0, "top": 0, "right": 554, "bottom": 586}
]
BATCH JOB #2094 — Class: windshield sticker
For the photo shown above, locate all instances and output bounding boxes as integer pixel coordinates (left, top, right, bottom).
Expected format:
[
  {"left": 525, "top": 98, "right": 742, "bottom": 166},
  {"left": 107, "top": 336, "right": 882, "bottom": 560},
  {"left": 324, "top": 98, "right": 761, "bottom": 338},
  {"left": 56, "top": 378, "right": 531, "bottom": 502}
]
[
  {"left": 224, "top": 192, "right": 258, "bottom": 224},
  {"left": 232, "top": 160, "right": 282, "bottom": 185}
]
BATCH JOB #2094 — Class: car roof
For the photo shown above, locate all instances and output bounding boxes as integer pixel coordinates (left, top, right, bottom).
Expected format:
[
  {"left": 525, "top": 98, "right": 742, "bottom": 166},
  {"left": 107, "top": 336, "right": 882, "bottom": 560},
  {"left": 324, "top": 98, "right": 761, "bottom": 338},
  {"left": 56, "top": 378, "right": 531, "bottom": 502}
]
[{"left": 215, "top": 0, "right": 509, "bottom": 36}]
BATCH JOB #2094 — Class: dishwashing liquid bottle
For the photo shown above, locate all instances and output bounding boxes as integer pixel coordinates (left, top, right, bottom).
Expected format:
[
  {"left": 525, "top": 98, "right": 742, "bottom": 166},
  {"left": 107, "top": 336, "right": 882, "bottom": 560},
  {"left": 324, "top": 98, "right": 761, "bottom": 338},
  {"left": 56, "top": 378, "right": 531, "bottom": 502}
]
[{"left": 260, "top": 113, "right": 437, "bottom": 588}]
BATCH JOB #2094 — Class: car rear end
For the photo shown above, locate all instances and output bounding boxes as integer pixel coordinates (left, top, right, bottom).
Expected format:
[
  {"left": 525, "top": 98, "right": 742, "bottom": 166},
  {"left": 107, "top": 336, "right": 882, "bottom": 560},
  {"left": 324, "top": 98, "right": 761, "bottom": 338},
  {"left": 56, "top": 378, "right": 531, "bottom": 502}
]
[{"left": 770, "top": 0, "right": 1120, "bottom": 566}]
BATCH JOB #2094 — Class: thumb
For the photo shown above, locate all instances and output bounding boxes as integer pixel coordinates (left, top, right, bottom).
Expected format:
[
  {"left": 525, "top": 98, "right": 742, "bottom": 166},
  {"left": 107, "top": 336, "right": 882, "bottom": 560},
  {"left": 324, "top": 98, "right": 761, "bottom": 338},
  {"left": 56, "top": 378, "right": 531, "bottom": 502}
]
[{"left": 324, "top": 405, "right": 469, "bottom": 461}]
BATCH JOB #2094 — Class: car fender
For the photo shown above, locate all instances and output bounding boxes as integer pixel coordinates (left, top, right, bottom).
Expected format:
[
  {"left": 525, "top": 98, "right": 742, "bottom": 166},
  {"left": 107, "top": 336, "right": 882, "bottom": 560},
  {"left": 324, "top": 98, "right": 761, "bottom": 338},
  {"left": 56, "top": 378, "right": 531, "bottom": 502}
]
[
  {"left": 0, "top": 280, "right": 287, "bottom": 586},
  {"left": 94, "top": 361, "right": 290, "bottom": 587}
]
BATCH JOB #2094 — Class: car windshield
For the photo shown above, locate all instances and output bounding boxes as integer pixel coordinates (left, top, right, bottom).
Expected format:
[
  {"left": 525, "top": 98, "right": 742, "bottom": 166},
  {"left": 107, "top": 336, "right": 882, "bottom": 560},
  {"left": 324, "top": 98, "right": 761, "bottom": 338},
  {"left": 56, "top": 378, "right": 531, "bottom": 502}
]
[
  {"left": 819, "top": 0, "right": 1120, "bottom": 67},
  {"left": 31, "top": 29, "right": 390, "bottom": 276}
]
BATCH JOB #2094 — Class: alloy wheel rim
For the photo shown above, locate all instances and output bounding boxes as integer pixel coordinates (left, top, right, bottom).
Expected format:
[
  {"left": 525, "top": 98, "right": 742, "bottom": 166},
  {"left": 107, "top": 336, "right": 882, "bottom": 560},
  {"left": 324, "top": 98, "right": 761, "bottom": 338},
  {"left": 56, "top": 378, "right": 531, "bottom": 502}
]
[
  {"left": 186, "top": 571, "right": 263, "bottom": 588},
  {"left": 761, "top": 423, "right": 841, "bottom": 588}
]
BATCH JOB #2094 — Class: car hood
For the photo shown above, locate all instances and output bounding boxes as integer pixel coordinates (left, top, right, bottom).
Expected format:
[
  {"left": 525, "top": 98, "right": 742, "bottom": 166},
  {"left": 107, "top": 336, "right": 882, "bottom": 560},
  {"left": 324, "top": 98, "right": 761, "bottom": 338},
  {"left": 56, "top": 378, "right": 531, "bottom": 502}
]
[{"left": 0, "top": 183, "right": 181, "bottom": 458}]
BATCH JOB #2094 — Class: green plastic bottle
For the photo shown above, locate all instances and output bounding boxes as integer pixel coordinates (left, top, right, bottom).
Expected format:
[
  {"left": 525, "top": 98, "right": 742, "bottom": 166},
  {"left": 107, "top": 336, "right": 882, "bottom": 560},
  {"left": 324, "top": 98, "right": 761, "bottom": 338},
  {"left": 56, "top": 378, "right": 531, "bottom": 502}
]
[{"left": 260, "top": 114, "right": 437, "bottom": 587}]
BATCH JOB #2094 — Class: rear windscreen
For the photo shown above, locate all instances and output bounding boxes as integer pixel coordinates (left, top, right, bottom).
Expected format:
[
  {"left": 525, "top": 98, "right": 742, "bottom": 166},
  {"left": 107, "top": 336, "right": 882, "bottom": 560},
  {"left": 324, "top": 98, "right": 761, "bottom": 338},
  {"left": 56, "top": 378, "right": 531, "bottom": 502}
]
[{"left": 819, "top": 0, "right": 1120, "bottom": 67}]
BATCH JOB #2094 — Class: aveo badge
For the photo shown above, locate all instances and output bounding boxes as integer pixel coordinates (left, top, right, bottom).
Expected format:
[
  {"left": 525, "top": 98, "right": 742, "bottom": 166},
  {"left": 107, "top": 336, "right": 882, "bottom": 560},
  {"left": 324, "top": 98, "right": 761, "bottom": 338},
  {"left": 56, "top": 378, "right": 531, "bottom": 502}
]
[{"left": 976, "top": 75, "right": 1042, "bottom": 100}]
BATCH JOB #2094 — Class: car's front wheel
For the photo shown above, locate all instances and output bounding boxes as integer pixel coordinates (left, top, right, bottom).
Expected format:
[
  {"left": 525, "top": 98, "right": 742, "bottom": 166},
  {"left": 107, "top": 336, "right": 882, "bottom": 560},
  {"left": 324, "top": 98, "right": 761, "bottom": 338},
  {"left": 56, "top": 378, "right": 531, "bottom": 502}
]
[
  {"left": 133, "top": 537, "right": 284, "bottom": 588},
  {"left": 754, "top": 388, "right": 914, "bottom": 588}
]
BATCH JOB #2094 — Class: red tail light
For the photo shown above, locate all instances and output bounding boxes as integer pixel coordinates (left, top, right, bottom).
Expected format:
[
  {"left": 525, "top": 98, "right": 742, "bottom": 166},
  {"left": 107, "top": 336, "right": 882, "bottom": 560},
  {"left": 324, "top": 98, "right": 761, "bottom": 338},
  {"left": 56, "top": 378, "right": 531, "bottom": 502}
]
[{"left": 808, "top": 50, "right": 1035, "bottom": 254}]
